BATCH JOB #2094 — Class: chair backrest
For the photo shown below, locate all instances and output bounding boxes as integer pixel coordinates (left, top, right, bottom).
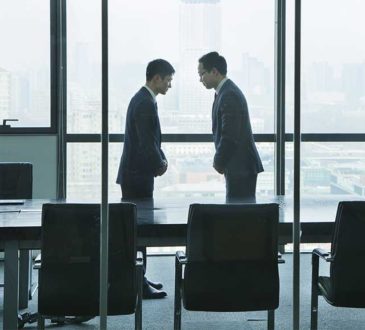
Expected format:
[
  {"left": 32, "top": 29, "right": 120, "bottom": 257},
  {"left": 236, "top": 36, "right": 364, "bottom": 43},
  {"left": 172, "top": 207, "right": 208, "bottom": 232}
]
[
  {"left": 38, "top": 203, "right": 137, "bottom": 316},
  {"left": 0, "top": 162, "right": 32, "bottom": 199},
  {"left": 330, "top": 201, "right": 365, "bottom": 306},
  {"left": 183, "top": 203, "right": 279, "bottom": 312}
]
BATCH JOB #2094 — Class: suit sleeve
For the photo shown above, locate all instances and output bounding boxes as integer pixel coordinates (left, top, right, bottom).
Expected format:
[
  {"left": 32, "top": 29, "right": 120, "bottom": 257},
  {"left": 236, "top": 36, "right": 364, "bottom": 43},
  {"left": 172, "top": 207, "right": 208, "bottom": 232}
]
[
  {"left": 135, "top": 100, "right": 165, "bottom": 173},
  {"left": 213, "top": 92, "right": 243, "bottom": 170},
  {"left": 160, "top": 149, "right": 167, "bottom": 162}
]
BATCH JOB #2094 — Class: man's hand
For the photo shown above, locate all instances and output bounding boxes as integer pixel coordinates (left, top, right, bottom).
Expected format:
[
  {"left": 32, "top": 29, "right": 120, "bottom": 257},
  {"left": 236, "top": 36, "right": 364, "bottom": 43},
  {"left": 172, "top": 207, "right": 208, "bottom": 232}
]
[
  {"left": 213, "top": 162, "right": 224, "bottom": 174},
  {"left": 155, "top": 160, "right": 168, "bottom": 177}
]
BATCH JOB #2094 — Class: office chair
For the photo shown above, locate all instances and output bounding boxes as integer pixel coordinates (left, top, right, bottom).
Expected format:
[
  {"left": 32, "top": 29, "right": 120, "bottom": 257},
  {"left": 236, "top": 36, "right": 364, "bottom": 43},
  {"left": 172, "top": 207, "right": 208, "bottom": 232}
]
[
  {"left": 36, "top": 203, "right": 143, "bottom": 330},
  {"left": 0, "top": 162, "right": 32, "bottom": 199},
  {"left": 0, "top": 162, "right": 33, "bottom": 308},
  {"left": 311, "top": 201, "right": 365, "bottom": 330},
  {"left": 174, "top": 203, "right": 283, "bottom": 330}
]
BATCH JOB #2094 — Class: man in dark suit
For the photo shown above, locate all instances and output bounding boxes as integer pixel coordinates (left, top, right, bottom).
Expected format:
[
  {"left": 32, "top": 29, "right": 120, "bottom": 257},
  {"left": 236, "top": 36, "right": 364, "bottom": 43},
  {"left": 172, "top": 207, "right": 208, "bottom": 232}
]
[
  {"left": 198, "top": 52, "right": 264, "bottom": 202},
  {"left": 116, "top": 59, "right": 175, "bottom": 299}
]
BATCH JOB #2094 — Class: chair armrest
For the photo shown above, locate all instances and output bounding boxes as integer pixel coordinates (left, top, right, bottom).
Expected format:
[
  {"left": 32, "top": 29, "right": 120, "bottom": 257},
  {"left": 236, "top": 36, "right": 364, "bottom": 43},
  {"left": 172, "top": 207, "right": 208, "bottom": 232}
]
[
  {"left": 136, "top": 251, "right": 144, "bottom": 267},
  {"left": 277, "top": 252, "right": 285, "bottom": 264},
  {"left": 176, "top": 251, "right": 187, "bottom": 264},
  {"left": 312, "top": 248, "right": 333, "bottom": 262}
]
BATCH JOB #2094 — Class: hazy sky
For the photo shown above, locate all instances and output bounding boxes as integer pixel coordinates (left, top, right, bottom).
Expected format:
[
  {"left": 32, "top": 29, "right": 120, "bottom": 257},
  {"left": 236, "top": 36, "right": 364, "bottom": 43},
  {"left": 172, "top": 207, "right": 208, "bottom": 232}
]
[
  {"left": 289, "top": 0, "right": 365, "bottom": 66},
  {"left": 0, "top": 0, "right": 49, "bottom": 70},
  {"left": 1, "top": 0, "right": 365, "bottom": 72}
]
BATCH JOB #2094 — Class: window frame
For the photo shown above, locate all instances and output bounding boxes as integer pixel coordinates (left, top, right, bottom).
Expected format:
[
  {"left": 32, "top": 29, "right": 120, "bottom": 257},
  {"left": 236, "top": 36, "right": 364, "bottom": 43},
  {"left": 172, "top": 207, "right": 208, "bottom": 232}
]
[{"left": 0, "top": 0, "right": 58, "bottom": 135}]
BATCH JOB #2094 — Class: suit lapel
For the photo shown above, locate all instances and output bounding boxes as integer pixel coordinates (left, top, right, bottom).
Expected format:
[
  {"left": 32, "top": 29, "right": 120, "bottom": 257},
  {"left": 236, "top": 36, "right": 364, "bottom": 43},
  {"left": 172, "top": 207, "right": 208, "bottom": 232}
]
[
  {"left": 212, "top": 93, "right": 218, "bottom": 133},
  {"left": 155, "top": 102, "right": 162, "bottom": 146},
  {"left": 212, "top": 80, "right": 231, "bottom": 133},
  {"left": 141, "top": 87, "right": 161, "bottom": 146}
]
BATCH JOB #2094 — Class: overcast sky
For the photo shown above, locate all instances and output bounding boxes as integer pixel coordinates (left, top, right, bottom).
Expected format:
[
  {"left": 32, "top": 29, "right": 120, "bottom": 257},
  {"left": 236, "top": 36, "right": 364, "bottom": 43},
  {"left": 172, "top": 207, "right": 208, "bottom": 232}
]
[{"left": 1, "top": 0, "right": 365, "bottom": 72}]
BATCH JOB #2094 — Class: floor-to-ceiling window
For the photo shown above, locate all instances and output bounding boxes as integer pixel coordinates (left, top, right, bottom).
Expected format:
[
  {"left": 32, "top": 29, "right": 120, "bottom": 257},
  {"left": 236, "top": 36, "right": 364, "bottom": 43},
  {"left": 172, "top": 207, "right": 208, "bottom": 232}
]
[
  {"left": 285, "top": 0, "right": 365, "bottom": 225},
  {"left": 65, "top": 0, "right": 275, "bottom": 199},
  {"left": 2, "top": 1, "right": 365, "bottom": 328}
]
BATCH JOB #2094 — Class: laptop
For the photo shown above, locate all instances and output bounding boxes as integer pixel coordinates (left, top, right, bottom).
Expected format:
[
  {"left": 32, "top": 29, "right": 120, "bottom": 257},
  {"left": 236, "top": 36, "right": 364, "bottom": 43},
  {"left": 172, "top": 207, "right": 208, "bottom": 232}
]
[{"left": 0, "top": 199, "right": 25, "bottom": 205}]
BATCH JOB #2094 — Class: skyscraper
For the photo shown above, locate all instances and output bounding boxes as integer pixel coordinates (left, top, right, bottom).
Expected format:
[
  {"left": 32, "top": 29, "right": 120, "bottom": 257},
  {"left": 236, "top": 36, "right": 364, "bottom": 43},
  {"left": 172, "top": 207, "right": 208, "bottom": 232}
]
[
  {"left": 0, "top": 67, "right": 11, "bottom": 119},
  {"left": 178, "top": 0, "right": 221, "bottom": 132}
]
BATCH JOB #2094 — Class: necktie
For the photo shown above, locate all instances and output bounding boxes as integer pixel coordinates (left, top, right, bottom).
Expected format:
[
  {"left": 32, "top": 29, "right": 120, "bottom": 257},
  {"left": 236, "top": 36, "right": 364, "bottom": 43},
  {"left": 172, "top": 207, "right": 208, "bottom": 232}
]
[{"left": 212, "top": 93, "right": 217, "bottom": 110}]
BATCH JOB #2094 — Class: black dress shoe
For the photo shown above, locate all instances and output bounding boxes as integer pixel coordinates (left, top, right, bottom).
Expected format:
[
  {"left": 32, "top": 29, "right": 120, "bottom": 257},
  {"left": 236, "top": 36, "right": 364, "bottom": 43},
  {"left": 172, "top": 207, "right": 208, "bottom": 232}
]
[
  {"left": 143, "top": 283, "right": 167, "bottom": 299},
  {"left": 147, "top": 279, "right": 163, "bottom": 290}
]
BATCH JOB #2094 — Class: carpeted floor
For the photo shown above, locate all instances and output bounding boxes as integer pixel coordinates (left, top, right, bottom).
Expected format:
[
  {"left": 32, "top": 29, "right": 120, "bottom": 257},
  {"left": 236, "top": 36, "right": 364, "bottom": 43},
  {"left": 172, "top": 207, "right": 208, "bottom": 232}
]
[{"left": 1, "top": 253, "right": 365, "bottom": 329}]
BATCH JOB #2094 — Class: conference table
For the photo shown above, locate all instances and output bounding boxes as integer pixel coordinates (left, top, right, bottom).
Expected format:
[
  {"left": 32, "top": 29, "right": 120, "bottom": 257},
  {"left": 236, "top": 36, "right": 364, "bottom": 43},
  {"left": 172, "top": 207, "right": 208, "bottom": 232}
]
[{"left": 0, "top": 194, "right": 357, "bottom": 329}]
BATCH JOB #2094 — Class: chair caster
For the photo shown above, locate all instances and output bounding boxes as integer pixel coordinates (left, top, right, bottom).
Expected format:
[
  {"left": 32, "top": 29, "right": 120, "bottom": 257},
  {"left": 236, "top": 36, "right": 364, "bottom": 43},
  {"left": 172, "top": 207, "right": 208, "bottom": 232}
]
[
  {"left": 50, "top": 315, "right": 94, "bottom": 325},
  {"left": 18, "top": 312, "right": 38, "bottom": 328},
  {"left": 50, "top": 316, "right": 66, "bottom": 325}
]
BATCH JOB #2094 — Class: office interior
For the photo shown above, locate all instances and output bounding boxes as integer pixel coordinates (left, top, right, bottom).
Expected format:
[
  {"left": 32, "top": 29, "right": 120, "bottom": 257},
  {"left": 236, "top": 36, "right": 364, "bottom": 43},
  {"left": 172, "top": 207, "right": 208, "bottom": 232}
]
[{"left": 1, "top": 0, "right": 365, "bottom": 329}]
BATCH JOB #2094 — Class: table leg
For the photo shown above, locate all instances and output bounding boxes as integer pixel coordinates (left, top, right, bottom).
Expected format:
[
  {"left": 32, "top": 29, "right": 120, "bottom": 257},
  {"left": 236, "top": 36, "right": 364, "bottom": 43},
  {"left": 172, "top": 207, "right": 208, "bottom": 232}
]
[
  {"left": 19, "top": 250, "right": 31, "bottom": 309},
  {"left": 4, "top": 240, "right": 19, "bottom": 330}
]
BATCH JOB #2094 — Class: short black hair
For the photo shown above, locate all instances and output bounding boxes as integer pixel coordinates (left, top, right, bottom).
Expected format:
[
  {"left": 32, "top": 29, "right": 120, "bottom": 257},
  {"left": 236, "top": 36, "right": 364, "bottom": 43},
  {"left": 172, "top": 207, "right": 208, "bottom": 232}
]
[
  {"left": 199, "top": 52, "right": 227, "bottom": 75},
  {"left": 146, "top": 59, "right": 175, "bottom": 81}
]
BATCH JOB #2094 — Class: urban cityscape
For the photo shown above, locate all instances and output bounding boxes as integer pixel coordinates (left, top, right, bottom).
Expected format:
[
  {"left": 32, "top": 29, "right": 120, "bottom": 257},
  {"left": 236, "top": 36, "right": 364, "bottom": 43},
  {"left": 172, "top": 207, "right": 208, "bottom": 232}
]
[{"left": 1, "top": 0, "right": 365, "bottom": 204}]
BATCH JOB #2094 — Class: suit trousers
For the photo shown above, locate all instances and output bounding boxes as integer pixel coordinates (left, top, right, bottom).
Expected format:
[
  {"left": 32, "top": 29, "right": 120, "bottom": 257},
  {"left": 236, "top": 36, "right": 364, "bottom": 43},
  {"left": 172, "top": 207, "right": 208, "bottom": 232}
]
[
  {"left": 120, "top": 183, "right": 151, "bottom": 285},
  {"left": 120, "top": 173, "right": 154, "bottom": 198},
  {"left": 224, "top": 173, "right": 258, "bottom": 203}
]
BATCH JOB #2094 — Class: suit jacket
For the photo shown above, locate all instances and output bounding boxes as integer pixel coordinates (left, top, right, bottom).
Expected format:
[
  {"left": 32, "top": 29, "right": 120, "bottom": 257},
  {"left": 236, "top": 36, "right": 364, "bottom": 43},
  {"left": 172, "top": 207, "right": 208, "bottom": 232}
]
[
  {"left": 116, "top": 87, "right": 166, "bottom": 184},
  {"left": 212, "top": 79, "right": 264, "bottom": 176}
]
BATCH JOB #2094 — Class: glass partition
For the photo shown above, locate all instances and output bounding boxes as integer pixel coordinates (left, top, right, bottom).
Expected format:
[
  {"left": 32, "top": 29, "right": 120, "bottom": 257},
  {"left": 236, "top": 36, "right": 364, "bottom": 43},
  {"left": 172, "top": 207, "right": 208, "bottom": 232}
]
[{"left": 67, "top": 0, "right": 101, "bottom": 134}]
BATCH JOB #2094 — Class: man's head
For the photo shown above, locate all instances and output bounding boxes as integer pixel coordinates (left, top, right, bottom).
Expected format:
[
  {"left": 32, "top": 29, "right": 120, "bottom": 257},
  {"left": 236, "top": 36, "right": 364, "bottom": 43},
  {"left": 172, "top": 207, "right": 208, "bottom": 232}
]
[
  {"left": 198, "top": 52, "right": 227, "bottom": 90},
  {"left": 146, "top": 59, "right": 175, "bottom": 95}
]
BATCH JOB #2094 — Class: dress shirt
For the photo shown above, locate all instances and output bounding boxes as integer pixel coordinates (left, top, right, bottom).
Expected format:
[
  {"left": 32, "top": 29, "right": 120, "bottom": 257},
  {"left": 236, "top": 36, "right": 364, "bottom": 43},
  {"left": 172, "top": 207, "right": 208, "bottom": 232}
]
[
  {"left": 215, "top": 77, "right": 229, "bottom": 96},
  {"left": 144, "top": 85, "right": 157, "bottom": 103}
]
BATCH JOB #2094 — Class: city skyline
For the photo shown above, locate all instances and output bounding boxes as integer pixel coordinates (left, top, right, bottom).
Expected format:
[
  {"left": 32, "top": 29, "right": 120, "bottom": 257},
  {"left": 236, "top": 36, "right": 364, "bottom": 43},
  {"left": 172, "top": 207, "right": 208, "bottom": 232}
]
[{"left": 1, "top": 0, "right": 365, "bottom": 200}]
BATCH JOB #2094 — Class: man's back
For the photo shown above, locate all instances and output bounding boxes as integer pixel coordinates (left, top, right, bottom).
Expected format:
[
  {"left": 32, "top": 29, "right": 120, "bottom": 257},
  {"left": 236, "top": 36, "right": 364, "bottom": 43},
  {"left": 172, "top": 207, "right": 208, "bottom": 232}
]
[
  {"left": 212, "top": 79, "right": 263, "bottom": 176},
  {"left": 116, "top": 87, "right": 164, "bottom": 184}
]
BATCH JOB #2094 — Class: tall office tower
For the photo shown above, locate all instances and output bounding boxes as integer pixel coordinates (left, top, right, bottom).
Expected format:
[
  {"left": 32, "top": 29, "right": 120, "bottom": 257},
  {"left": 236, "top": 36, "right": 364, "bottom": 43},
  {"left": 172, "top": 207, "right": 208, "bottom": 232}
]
[
  {"left": 178, "top": 0, "right": 221, "bottom": 133},
  {"left": 0, "top": 67, "right": 11, "bottom": 119},
  {"left": 307, "top": 61, "right": 336, "bottom": 93},
  {"left": 342, "top": 62, "right": 365, "bottom": 105},
  {"left": 72, "top": 42, "right": 94, "bottom": 90},
  {"left": 29, "top": 67, "right": 50, "bottom": 126},
  {"left": 11, "top": 74, "right": 30, "bottom": 119},
  {"left": 241, "top": 53, "right": 270, "bottom": 97}
]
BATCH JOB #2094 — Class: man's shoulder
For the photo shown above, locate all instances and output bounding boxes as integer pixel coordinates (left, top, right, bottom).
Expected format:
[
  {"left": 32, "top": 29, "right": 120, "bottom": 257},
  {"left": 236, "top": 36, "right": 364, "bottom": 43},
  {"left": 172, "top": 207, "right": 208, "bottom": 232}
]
[
  {"left": 132, "top": 87, "right": 150, "bottom": 101},
  {"left": 222, "top": 80, "right": 245, "bottom": 99},
  {"left": 130, "top": 88, "right": 154, "bottom": 108},
  {"left": 218, "top": 81, "right": 247, "bottom": 109},
  {"left": 219, "top": 81, "right": 239, "bottom": 98},
  {"left": 221, "top": 79, "right": 241, "bottom": 94}
]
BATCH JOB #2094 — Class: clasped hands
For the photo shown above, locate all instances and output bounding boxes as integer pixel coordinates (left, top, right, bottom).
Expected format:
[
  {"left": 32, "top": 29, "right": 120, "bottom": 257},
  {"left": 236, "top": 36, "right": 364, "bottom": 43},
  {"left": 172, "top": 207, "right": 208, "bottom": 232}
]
[
  {"left": 154, "top": 160, "right": 224, "bottom": 176},
  {"left": 213, "top": 162, "right": 224, "bottom": 174},
  {"left": 154, "top": 160, "right": 168, "bottom": 177}
]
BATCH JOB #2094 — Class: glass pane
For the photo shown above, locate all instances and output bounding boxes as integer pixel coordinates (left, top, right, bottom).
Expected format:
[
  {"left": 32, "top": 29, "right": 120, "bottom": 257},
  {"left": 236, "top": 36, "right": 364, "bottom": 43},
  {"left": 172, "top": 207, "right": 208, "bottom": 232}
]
[
  {"left": 67, "top": 0, "right": 101, "bottom": 134},
  {"left": 302, "top": 142, "right": 365, "bottom": 197},
  {"left": 285, "top": 0, "right": 295, "bottom": 133},
  {"left": 109, "top": 0, "right": 274, "bottom": 134},
  {"left": 67, "top": 143, "right": 102, "bottom": 199},
  {"left": 0, "top": 0, "right": 50, "bottom": 127},
  {"left": 285, "top": 142, "right": 365, "bottom": 221},
  {"left": 286, "top": 0, "right": 365, "bottom": 133},
  {"left": 67, "top": 142, "right": 274, "bottom": 199}
]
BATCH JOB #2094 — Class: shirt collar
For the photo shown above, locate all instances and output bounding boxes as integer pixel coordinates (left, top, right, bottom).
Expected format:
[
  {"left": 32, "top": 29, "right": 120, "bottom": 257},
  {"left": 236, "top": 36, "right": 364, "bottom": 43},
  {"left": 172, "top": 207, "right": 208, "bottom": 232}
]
[
  {"left": 215, "top": 77, "right": 228, "bottom": 96},
  {"left": 143, "top": 85, "right": 157, "bottom": 103}
]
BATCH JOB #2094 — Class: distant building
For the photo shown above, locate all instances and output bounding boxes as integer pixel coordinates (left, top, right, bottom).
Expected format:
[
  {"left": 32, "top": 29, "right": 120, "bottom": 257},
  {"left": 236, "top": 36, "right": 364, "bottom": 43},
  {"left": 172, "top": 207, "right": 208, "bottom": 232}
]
[
  {"left": 0, "top": 67, "right": 11, "bottom": 118},
  {"left": 178, "top": 0, "right": 221, "bottom": 120}
]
